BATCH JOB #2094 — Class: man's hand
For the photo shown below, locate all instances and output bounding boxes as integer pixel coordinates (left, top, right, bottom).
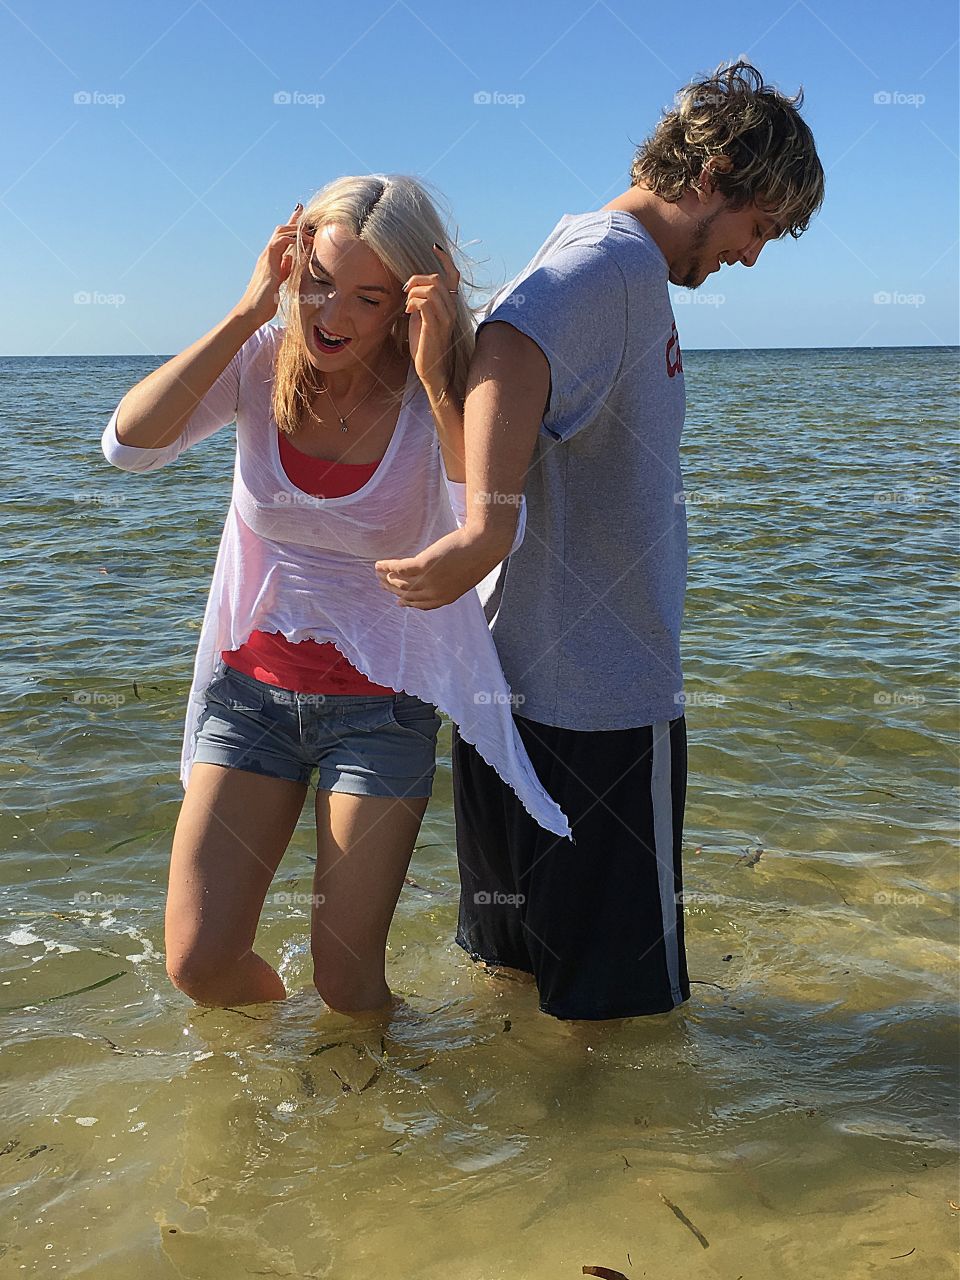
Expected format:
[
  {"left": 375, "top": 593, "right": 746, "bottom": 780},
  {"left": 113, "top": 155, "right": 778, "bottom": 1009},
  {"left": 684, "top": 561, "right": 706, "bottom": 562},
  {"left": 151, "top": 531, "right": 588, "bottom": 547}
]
[
  {"left": 376, "top": 527, "right": 510, "bottom": 610},
  {"left": 377, "top": 321, "right": 549, "bottom": 610}
]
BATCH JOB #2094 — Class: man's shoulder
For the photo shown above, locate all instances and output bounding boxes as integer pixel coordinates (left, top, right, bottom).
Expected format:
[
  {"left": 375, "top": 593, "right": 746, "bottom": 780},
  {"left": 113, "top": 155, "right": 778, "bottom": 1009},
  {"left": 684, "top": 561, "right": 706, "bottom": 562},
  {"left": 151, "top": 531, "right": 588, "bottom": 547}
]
[
  {"left": 484, "top": 210, "right": 668, "bottom": 321},
  {"left": 529, "top": 210, "right": 631, "bottom": 276},
  {"left": 482, "top": 226, "right": 624, "bottom": 324}
]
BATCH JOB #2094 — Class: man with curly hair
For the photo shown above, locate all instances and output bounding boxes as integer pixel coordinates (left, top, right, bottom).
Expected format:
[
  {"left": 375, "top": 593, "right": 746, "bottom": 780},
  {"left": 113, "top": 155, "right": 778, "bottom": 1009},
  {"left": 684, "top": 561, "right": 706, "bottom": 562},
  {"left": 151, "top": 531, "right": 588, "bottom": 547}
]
[{"left": 377, "top": 61, "right": 824, "bottom": 1021}]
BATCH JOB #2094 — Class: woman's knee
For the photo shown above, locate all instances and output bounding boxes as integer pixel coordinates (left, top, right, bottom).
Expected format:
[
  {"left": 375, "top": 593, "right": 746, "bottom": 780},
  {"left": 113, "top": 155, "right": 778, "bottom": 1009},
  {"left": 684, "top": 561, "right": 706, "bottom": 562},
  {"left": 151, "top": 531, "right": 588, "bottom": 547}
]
[
  {"left": 312, "top": 962, "right": 389, "bottom": 1014},
  {"left": 166, "top": 936, "right": 256, "bottom": 1003},
  {"left": 165, "top": 944, "right": 221, "bottom": 1001},
  {"left": 166, "top": 944, "right": 287, "bottom": 1006}
]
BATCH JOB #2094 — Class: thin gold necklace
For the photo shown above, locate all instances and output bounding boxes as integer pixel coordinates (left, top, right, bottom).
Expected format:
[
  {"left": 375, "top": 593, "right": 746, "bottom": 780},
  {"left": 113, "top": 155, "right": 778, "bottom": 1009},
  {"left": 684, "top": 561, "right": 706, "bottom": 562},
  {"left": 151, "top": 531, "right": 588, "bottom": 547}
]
[{"left": 306, "top": 371, "right": 382, "bottom": 434}]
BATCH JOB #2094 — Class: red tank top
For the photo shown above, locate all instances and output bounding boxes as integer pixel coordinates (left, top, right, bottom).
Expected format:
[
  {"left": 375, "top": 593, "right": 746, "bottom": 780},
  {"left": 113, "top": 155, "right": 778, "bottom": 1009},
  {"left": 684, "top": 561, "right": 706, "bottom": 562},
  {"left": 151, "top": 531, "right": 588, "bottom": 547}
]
[{"left": 220, "top": 430, "right": 395, "bottom": 695}]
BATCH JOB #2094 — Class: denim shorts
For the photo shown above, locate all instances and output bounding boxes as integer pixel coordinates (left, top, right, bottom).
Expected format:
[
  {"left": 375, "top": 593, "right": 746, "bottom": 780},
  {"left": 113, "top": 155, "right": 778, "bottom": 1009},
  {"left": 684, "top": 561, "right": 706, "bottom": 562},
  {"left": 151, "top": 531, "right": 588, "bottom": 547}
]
[{"left": 192, "top": 659, "right": 442, "bottom": 798}]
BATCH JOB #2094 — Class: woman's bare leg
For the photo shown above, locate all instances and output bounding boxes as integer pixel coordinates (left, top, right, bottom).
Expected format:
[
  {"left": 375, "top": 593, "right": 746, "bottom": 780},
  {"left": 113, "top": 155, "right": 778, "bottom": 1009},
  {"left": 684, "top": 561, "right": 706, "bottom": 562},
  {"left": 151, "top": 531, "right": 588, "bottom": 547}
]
[
  {"left": 164, "top": 763, "right": 308, "bottom": 1006},
  {"left": 310, "top": 790, "right": 428, "bottom": 1014}
]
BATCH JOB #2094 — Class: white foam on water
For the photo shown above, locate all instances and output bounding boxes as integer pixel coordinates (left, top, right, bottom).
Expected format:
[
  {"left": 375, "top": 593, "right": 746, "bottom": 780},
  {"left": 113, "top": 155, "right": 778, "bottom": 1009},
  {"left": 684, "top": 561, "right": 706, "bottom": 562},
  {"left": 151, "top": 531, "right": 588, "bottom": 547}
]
[{"left": 6, "top": 928, "right": 41, "bottom": 946}]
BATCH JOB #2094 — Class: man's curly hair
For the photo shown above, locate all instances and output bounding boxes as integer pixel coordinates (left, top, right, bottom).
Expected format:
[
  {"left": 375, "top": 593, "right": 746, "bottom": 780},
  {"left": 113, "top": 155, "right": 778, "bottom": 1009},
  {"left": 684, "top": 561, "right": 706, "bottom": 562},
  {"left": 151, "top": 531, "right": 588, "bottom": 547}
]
[{"left": 631, "top": 60, "right": 824, "bottom": 238}]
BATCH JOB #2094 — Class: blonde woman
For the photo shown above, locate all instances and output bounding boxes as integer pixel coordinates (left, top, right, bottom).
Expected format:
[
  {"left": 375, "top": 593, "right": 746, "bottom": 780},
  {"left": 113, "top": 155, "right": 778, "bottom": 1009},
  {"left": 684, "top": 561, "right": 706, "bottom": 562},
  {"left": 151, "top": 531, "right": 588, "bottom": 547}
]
[{"left": 102, "top": 175, "right": 569, "bottom": 1016}]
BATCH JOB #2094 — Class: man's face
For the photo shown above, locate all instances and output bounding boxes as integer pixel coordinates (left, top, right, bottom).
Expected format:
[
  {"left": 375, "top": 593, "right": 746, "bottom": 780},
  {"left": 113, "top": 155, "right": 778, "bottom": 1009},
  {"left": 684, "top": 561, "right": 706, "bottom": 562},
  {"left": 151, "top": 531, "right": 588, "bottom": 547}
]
[{"left": 670, "top": 197, "right": 782, "bottom": 289}]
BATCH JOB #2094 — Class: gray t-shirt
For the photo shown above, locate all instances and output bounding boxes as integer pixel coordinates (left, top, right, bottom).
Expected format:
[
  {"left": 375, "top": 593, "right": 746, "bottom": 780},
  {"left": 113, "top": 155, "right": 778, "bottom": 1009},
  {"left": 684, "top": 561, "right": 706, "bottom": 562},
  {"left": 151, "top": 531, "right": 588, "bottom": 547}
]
[{"left": 477, "top": 208, "right": 687, "bottom": 731}]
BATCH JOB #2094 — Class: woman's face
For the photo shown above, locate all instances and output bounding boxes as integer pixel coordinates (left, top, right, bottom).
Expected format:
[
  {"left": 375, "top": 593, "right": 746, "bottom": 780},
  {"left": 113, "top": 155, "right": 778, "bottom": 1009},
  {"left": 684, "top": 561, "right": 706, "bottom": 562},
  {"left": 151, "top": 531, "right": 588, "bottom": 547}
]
[{"left": 297, "top": 222, "right": 404, "bottom": 373}]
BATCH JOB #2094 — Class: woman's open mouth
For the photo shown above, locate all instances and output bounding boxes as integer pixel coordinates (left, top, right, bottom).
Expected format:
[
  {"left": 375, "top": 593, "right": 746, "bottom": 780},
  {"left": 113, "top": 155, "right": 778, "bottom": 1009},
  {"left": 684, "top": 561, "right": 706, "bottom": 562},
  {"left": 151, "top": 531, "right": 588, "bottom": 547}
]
[{"left": 313, "top": 324, "right": 352, "bottom": 353}]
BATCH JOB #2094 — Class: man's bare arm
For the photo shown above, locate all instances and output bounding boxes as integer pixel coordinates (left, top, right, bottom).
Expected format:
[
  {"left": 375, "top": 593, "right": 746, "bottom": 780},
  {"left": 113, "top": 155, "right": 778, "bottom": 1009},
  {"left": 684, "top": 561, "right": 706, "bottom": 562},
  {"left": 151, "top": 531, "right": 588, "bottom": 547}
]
[
  {"left": 375, "top": 320, "right": 550, "bottom": 609},
  {"left": 461, "top": 320, "right": 550, "bottom": 550}
]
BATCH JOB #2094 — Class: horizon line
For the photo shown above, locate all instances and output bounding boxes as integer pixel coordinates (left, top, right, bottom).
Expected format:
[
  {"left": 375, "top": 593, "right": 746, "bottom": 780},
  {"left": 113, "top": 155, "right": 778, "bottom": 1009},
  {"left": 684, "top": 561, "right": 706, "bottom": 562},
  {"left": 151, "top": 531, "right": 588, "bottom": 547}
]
[{"left": 2, "top": 343, "right": 958, "bottom": 358}]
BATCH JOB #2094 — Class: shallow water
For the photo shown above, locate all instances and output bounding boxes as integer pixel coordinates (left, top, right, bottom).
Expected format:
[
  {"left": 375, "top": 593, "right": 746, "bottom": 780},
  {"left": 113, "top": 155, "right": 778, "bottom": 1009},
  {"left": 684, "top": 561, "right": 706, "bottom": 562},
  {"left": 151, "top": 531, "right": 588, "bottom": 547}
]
[{"left": 0, "top": 346, "right": 957, "bottom": 1278}]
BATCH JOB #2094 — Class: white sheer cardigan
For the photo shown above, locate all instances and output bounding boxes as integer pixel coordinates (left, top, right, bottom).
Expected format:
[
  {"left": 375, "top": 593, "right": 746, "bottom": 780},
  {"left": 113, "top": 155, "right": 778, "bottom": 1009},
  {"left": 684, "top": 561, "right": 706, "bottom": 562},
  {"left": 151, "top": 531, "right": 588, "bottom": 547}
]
[{"left": 101, "top": 322, "right": 571, "bottom": 840}]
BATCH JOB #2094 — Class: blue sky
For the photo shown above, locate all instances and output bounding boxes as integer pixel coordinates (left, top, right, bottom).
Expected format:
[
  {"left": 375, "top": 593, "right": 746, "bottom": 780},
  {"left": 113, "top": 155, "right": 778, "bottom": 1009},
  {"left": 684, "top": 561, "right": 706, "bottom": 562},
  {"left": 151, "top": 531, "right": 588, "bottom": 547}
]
[{"left": 1, "top": 0, "right": 956, "bottom": 353}]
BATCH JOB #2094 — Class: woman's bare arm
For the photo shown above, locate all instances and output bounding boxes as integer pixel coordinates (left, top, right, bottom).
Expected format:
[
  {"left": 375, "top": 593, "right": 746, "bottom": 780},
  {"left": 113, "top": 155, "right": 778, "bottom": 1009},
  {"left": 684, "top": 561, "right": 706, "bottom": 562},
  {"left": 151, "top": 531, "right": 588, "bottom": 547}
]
[
  {"left": 114, "top": 205, "right": 306, "bottom": 449},
  {"left": 113, "top": 309, "right": 263, "bottom": 449}
]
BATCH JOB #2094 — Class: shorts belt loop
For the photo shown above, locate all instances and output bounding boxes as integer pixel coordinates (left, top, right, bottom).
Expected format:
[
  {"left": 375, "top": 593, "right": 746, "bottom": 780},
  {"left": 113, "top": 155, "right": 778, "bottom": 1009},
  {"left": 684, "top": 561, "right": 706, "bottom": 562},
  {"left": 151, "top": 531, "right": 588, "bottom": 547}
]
[{"left": 296, "top": 692, "right": 304, "bottom": 741}]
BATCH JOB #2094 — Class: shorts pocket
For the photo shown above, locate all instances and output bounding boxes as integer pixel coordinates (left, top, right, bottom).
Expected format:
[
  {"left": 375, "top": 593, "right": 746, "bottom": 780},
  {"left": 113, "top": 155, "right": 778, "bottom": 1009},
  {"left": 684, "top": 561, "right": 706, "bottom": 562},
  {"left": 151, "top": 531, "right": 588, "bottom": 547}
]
[
  {"left": 338, "top": 697, "right": 399, "bottom": 733},
  {"left": 388, "top": 694, "right": 442, "bottom": 743},
  {"left": 203, "top": 668, "right": 268, "bottom": 714}
]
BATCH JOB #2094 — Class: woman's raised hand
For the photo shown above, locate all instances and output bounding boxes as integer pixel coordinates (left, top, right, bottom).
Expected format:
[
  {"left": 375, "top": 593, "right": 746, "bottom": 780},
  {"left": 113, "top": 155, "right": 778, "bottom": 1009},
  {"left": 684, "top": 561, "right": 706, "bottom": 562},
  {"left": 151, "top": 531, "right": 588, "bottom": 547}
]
[
  {"left": 404, "top": 243, "right": 461, "bottom": 400},
  {"left": 234, "top": 204, "right": 312, "bottom": 327}
]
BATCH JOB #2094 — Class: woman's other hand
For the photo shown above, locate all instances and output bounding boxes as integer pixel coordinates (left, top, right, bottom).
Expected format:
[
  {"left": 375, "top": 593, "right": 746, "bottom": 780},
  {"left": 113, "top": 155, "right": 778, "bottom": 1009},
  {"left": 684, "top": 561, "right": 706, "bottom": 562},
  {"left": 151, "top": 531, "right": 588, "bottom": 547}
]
[
  {"left": 234, "top": 204, "right": 312, "bottom": 328},
  {"left": 404, "top": 243, "right": 460, "bottom": 401}
]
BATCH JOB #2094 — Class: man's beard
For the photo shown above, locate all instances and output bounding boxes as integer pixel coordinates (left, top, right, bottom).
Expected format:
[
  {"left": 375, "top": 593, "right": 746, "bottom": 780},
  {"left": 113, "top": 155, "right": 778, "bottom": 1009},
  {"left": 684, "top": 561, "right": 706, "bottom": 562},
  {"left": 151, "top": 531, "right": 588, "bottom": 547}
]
[{"left": 675, "top": 208, "right": 722, "bottom": 289}]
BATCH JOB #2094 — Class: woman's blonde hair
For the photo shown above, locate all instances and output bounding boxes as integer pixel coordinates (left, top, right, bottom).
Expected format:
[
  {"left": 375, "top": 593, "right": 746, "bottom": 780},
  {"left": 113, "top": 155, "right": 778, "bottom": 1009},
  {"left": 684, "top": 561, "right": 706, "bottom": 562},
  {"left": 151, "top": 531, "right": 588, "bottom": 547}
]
[
  {"left": 272, "top": 174, "right": 475, "bottom": 435},
  {"left": 631, "top": 61, "right": 824, "bottom": 238}
]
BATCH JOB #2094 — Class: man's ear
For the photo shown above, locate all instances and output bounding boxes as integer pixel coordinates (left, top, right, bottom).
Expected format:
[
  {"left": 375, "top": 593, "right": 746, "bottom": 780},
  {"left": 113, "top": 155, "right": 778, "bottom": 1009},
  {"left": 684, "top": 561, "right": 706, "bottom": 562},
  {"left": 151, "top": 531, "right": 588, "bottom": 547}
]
[{"left": 696, "top": 154, "right": 734, "bottom": 200}]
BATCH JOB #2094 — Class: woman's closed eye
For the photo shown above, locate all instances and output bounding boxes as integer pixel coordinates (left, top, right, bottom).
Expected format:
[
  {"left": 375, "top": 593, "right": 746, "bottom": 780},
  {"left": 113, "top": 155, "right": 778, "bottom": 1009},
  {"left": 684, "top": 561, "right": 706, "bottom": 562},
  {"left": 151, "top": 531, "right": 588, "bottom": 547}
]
[{"left": 309, "top": 271, "right": 381, "bottom": 307}]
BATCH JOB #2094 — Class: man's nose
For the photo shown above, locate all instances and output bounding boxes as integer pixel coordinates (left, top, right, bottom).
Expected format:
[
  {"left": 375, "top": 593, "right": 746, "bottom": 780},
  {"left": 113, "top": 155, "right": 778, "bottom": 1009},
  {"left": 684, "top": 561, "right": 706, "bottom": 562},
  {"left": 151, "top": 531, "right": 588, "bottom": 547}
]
[{"left": 739, "top": 237, "right": 765, "bottom": 269}]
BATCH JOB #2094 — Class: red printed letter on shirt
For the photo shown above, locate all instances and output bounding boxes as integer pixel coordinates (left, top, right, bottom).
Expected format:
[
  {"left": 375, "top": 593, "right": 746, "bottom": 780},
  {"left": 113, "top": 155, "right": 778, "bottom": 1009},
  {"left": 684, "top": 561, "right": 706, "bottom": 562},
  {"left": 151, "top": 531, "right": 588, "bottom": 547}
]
[{"left": 666, "top": 322, "right": 683, "bottom": 378}]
